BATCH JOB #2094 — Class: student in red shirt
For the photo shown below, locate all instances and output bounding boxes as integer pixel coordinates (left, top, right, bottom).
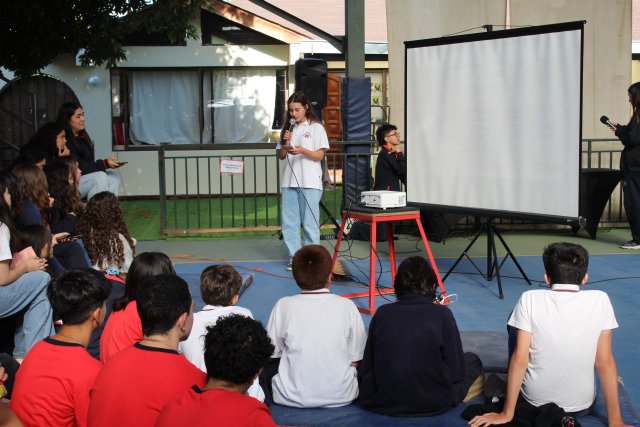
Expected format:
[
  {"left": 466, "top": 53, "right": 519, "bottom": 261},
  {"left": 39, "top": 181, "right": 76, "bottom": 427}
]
[
  {"left": 88, "top": 274, "right": 205, "bottom": 427},
  {"left": 10, "top": 269, "right": 111, "bottom": 427},
  {"left": 99, "top": 252, "right": 174, "bottom": 363},
  {"left": 157, "top": 314, "right": 276, "bottom": 427}
]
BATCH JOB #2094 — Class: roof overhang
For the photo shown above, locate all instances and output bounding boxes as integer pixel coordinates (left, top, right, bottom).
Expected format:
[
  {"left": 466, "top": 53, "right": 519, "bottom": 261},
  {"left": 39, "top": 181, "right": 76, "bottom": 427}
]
[{"left": 203, "top": 0, "right": 308, "bottom": 45}]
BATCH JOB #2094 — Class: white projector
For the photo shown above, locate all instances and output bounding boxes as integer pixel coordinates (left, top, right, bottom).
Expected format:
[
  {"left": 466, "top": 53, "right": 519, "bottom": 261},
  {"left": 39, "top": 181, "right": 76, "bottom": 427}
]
[{"left": 360, "top": 191, "right": 406, "bottom": 209}]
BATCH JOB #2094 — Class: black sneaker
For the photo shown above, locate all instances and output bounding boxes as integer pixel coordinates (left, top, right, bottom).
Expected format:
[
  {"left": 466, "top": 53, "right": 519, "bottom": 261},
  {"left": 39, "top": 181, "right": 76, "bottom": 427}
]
[{"left": 619, "top": 240, "right": 640, "bottom": 249}]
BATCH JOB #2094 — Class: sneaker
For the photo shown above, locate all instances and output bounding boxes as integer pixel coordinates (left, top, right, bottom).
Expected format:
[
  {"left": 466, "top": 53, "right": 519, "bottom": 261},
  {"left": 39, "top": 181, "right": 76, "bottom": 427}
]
[
  {"left": 343, "top": 218, "right": 356, "bottom": 236},
  {"left": 286, "top": 259, "right": 293, "bottom": 271},
  {"left": 619, "top": 240, "right": 640, "bottom": 249}
]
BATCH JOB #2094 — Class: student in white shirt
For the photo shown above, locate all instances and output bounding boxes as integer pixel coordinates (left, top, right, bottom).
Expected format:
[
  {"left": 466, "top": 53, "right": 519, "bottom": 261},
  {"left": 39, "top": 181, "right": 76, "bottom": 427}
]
[
  {"left": 179, "top": 264, "right": 264, "bottom": 401},
  {"left": 469, "top": 243, "right": 630, "bottom": 427},
  {"left": 264, "top": 245, "right": 366, "bottom": 408},
  {"left": 275, "top": 92, "right": 329, "bottom": 270}
]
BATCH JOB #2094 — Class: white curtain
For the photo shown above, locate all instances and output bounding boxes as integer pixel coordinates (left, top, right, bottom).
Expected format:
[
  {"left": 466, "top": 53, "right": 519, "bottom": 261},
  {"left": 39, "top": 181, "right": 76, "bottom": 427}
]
[
  {"left": 203, "top": 69, "right": 276, "bottom": 144},
  {"left": 129, "top": 71, "right": 200, "bottom": 145}
]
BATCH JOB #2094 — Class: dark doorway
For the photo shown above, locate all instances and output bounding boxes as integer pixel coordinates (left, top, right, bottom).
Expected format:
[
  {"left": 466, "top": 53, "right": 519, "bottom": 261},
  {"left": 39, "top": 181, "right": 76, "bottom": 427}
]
[{"left": 0, "top": 74, "right": 79, "bottom": 168}]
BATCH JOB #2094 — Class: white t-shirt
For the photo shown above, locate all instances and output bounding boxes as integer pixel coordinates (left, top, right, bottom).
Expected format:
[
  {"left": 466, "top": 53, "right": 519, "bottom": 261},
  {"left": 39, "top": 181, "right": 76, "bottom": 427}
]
[
  {"left": 276, "top": 120, "right": 329, "bottom": 190},
  {"left": 0, "top": 223, "right": 12, "bottom": 261},
  {"left": 266, "top": 289, "right": 367, "bottom": 408},
  {"left": 178, "top": 305, "right": 264, "bottom": 402},
  {"left": 508, "top": 284, "right": 618, "bottom": 412},
  {"left": 92, "top": 234, "right": 136, "bottom": 273}
]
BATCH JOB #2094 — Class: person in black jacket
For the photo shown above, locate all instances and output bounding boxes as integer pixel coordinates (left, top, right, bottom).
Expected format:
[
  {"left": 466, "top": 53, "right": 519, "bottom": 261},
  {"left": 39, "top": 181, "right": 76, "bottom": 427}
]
[
  {"left": 613, "top": 82, "right": 640, "bottom": 249},
  {"left": 57, "top": 102, "right": 123, "bottom": 200},
  {"left": 348, "top": 124, "right": 406, "bottom": 241},
  {"left": 358, "top": 256, "right": 482, "bottom": 417},
  {"left": 373, "top": 124, "right": 406, "bottom": 192}
]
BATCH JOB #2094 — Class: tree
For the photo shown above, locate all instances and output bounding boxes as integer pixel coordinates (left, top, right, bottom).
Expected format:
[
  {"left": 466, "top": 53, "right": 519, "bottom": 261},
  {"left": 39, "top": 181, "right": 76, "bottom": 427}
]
[{"left": 0, "top": 0, "right": 204, "bottom": 78}]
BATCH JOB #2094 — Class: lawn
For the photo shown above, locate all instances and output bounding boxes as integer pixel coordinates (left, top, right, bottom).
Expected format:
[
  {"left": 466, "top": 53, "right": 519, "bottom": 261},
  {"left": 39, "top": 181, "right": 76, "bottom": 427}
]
[{"left": 121, "top": 187, "right": 344, "bottom": 241}]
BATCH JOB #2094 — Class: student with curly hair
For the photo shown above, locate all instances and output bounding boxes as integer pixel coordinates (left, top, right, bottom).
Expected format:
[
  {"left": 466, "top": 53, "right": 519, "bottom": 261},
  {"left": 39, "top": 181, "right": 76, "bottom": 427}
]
[
  {"left": 77, "top": 191, "right": 135, "bottom": 275},
  {"left": 157, "top": 314, "right": 276, "bottom": 427},
  {"left": 99, "top": 252, "right": 174, "bottom": 363}
]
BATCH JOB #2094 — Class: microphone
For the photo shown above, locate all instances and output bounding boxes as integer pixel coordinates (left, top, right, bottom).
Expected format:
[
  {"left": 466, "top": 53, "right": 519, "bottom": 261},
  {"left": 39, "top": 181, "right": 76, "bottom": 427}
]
[
  {"left": 288, "top": 118, "right": 296, "bottom": 132},
  {"left": 600, "top": 115, "right": 617, "bottom": 131}
]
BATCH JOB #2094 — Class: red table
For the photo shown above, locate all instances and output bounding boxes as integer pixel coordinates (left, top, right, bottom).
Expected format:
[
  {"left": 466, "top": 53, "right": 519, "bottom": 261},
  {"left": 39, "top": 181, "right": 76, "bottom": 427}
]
[{"left": 331, "top": 207, "right": 447, "bottom": 314}]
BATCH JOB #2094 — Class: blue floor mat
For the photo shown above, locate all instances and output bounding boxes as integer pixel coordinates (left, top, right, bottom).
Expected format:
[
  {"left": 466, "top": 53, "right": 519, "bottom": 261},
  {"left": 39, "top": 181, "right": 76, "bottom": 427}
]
[{"left": 173, "top": 253, "right": 640, "bottom": 424}]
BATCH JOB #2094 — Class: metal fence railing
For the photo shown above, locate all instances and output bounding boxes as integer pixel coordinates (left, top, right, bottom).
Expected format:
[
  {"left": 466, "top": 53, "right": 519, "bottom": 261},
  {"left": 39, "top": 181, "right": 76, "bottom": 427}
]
[{"left": 158, "top": 139, "right": 627, "bottom": 235}]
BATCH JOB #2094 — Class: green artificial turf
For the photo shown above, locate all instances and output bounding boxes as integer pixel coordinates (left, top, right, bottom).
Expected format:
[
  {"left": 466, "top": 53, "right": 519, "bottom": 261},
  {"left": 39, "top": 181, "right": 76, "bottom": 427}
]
[{"left": 121, "top": 188, "right": 344, "bottom": 241}]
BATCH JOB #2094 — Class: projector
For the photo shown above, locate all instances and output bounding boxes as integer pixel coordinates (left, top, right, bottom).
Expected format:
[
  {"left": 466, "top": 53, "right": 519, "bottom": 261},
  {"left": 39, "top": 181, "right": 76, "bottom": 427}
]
[{"left": 361, "top": 191, "right": 406, "bottom": 209}]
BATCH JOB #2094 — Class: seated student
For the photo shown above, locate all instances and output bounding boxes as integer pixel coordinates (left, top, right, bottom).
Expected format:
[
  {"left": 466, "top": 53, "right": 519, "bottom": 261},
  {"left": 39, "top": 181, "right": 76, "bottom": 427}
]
[
  {"left": 88, "top": 274, "right": 206, "bottom": 427},
  {"left": 469, "top": 243, "right": 630, "bottom": 427},
  {"left": 45, "top": 160, "right": 82, "bottom": 235},
  {"left": 0, "top": 171, "right": 53, "bottom": 360},
  {"left": 98, "top": 252, "right": 174, "bottom": 363},
  {"left": 77, "top": 191, "right": 136, "bottom": 274},
  {"left": 157, "top": 314, "right": 276, "bottom": 427},
  {"left": 264, "top": 245, "right": 366, "bottom": 408},
  {"left": 358, "top": 256, "right": 483, "bottom": 417},
  {"left": 0, "top": 364, "right": 23, "bottom": 427},
  {"left": 348, "top": 124, "right": 406, "bottom": 242},
  {"left": 11, "top": 163, "right": 90, "bottom": 271},
  {"left": 10, "top": 270, "right": 110, "bottom": 427},
  {"left": 0, "top": 353, "right": 20, "bottom": 400},
  {"left": 179, "top": 264, "right": 264, "bottom": 401},
  {"left": 13, "top": 224, "right": 60, "bottom": 275}
]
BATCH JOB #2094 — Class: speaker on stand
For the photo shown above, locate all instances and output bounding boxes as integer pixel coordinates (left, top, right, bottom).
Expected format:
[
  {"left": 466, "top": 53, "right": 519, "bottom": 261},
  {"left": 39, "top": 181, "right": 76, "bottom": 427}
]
[{"left": 295, "top": 59, "right": 328, "bottom": 120}]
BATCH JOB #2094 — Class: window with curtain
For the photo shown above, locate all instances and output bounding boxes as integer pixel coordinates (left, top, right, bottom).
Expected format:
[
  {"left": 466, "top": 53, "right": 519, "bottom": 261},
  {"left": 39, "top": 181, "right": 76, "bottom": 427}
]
[
  {"left": 203, "top": 69, "right": 276, "bottom": 144},
  {"left": 125, "top": 68, "right": 278, "bottom": 145}
]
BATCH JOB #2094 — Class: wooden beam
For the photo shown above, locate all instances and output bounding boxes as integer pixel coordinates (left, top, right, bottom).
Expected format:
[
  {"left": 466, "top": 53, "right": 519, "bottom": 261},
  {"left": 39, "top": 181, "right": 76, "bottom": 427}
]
[{"left": 205, "top": 0, "right": 308, "bottom": 45}]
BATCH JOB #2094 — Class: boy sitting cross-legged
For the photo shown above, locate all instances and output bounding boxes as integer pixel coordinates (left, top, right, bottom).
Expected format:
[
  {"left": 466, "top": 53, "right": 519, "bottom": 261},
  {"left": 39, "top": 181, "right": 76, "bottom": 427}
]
[
  {"left": 157, "top": 314, "right": 276, "bottom": 427},
  {"left": 179, "top": 264, "right": 264, "bottom": 401},
  {"left": 469, "top": 243, "right": 630, "bottom": 427},
  {"left": 10, "top": 269, "right": 111, "bottom": 427},
  {"left": 264, "top": 244, "right": 367, "bottom": 408}
]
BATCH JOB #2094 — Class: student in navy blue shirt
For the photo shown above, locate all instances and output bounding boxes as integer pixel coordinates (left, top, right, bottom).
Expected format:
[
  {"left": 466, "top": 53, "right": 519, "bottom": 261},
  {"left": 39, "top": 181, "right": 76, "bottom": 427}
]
[{"left": 358, "top": 256, "right": 482, "bottom": 417}]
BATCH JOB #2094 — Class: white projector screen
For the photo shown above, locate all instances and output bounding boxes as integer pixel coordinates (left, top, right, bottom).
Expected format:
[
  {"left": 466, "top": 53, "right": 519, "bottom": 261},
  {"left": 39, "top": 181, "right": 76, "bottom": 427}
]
[{"left": 405, "top": 22, "right": 583, "bottom": 222}]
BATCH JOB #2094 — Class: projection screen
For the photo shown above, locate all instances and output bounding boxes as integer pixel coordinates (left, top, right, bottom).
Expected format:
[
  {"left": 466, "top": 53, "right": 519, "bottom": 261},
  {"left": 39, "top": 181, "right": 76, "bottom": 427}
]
[{"left": 405, "top": 22, "right": 584, "bottom": 223}]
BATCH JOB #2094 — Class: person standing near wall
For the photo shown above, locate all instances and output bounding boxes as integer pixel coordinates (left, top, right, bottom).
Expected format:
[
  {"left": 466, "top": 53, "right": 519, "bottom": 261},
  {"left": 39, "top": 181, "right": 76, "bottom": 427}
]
[
  {"left": 612, "top": 82, "right": 640, "bottom": 249},
  {"left": 276, "top": 92, "right": 329, "bottom": 271}
]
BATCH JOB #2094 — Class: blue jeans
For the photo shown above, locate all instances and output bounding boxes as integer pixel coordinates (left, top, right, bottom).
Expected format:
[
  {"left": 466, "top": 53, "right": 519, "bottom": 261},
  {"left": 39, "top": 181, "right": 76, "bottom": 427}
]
[
  {"left": 0, "top": 271, "right": 53, "bottom": 357},
  {"left": 79, "top": 170, "right": 121, "bottom": 200},
  {"left": 281, "top": 187, "right": 322, "bottom": 258}
]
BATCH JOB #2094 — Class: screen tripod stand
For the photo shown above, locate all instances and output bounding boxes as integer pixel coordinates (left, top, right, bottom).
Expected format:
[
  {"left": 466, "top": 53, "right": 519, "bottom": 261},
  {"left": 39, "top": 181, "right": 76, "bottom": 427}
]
[{"left": 442, "top": 217, "right": 531, "bottom": 299}]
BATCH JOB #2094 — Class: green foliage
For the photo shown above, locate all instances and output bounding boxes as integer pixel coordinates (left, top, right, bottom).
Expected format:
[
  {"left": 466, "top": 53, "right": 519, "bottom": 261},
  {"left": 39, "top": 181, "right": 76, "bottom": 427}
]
[{"left": 0, "top": 0, "right": 204, "bottom": 78}]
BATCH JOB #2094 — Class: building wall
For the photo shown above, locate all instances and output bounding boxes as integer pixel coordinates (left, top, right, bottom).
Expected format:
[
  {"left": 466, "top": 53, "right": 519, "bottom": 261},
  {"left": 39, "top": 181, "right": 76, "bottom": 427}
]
[
  {"left": 0, "top": 13, "right": 293, "bottom": 196},
  {"left": 387, "top": 0, "right": 632, "bottom": 140}
]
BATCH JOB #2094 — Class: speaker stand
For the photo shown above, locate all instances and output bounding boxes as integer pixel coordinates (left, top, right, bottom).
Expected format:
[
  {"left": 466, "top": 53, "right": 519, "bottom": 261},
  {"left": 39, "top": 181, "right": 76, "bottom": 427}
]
[{"left": 442, "top": 218, "right": 531, "bottom": 299}]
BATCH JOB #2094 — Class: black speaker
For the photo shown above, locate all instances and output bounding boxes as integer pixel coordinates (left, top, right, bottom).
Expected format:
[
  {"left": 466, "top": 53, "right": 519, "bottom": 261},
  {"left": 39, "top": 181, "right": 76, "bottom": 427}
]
[{"left": 295, "top": 59, "right": 328, "bottom": 109}]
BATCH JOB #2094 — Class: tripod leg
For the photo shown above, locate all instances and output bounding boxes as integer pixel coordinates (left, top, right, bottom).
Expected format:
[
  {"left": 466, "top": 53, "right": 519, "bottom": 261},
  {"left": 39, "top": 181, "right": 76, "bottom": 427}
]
[
  {"left": 494, "top": 228, "right": 532, "bottom": 285},
  {"left": 443, "top": 226, "right": 484, "bottom": 281},
  {"left": 319, "top": 200, "right": 340, "bottom": 230},
  {"left": 487, "top": 223, "right": 504, "bottom": 299},
  {"left": 330, "top": 213, "right": 347, "bottom": 282}
]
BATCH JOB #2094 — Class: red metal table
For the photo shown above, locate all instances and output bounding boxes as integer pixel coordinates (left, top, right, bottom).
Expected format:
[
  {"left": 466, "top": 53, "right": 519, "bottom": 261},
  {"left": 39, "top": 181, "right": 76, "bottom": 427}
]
[{"left": 331, "top": 207, "right": 447, "bottom": 314}]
